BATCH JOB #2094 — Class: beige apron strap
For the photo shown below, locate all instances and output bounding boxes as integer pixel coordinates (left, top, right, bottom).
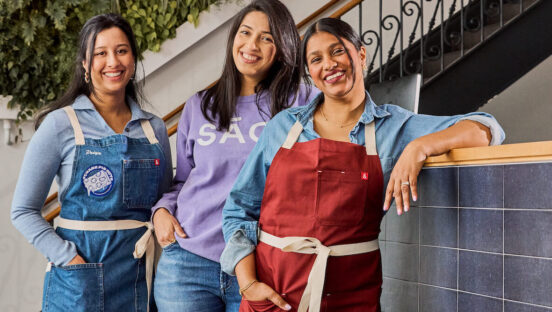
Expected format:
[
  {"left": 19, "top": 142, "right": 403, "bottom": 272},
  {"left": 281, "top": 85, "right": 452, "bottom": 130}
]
[
  {"left": 140, "top": 119, "right": 159, "bottom": 144},
  {"left": 282, "top": 121, "right": 303, "bottom": 149},
  {"left": 63, "top": 107, "right": 85, "bottom": 146},
  {"left": 57, "top": 218, "right": 155, "bottom": 312},
  {"left": 259, "top": 230, "right": 379, "bottom": 312},
  {"left": 365, "top": 121, "right": 377, "bottom": 155}
]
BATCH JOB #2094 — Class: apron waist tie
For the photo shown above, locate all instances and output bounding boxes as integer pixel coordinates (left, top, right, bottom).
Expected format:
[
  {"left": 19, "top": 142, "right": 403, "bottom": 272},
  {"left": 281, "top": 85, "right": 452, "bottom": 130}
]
[
  {"left": 258, "top": 230, "right": 379, "bottom": 312},
  {"left": 55, "top": 217, "right": 155, "bottom": 312}
]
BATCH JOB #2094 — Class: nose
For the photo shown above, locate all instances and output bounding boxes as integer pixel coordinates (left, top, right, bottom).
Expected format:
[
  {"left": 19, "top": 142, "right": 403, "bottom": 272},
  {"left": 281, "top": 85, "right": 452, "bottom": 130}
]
[
  {"left": 245, "top": 36, "right": 259, "bottom": 50},
  {"left": 106, "top": 51, "right": 120, "bottom": 67},
  {"left": 322, "top": 58, "right": 337, "bottom": 71}
]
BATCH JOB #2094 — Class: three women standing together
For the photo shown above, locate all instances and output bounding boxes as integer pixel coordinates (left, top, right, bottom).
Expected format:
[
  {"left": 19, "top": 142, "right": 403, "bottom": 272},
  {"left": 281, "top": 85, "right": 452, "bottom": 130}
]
[{"left": 11, "top": 0, "right": 504, "bottom": 311}]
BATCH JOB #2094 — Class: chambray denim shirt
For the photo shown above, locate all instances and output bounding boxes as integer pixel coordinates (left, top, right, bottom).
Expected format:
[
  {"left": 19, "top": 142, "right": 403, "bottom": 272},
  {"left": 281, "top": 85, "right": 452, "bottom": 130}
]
[{"left": 220, "top": 92, "right": 504, "bottom": 275}]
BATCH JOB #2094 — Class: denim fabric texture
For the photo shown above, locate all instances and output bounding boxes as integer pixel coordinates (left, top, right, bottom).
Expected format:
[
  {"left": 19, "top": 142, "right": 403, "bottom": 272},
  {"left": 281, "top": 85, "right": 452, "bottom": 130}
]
[
  {"left": 11, "top": 95, "right": 172, "bottom": 266},
  {"left": 220, "top": 91, "right": 505, "bottom": 275},
  {"left": 40, "top": 108, "right": 166, "bottom": 311},
  {"left": 154, "top": 243, "right": 241, "bottom": 312}
]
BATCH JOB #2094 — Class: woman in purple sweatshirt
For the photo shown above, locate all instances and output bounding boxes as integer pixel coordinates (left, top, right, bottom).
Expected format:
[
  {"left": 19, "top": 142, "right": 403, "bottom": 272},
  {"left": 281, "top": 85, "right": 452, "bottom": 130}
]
[{"left": 151, "top": 1, "right": 318, "bottom": 311}]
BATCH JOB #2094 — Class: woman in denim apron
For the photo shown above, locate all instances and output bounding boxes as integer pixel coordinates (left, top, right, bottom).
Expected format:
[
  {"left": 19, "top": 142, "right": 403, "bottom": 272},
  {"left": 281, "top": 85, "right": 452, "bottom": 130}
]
[{"left": 11, "top": 14, "right": 172, "bottom": 312}]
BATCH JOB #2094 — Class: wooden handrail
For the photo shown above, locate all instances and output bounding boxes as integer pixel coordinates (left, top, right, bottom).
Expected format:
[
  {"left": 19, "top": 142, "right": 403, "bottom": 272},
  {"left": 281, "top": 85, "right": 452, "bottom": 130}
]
[{"left": 43, "top": 0, "right": 348, "bottom": 223}]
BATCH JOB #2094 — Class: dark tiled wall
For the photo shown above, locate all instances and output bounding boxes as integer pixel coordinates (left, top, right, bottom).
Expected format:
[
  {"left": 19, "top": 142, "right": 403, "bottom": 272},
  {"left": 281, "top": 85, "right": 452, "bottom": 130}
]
[{"left": 380, "top": 162, "right": 552, "bottom": 312}]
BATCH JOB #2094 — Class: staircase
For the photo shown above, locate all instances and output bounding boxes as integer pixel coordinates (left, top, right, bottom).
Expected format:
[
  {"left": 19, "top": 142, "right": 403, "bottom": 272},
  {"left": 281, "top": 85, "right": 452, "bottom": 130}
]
[{"left": 355, "top": 0, "right": 550, "bottom": 115}]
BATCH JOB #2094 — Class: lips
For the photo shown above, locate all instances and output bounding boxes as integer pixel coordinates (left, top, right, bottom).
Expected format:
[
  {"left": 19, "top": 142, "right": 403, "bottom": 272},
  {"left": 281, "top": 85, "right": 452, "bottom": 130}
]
[
  {"left": 324, "top": 70, "right": 345, "bottom": 84},
  {"left": 240, "top": 51, "right": 261, "bottom": 64},
  {"left": 102, "top": 70, "right": 124, "bottom": 80}
]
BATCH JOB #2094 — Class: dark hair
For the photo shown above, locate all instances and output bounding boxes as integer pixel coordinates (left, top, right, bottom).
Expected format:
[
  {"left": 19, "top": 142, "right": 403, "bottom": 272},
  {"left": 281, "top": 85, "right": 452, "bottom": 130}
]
[
  {"left": 200, "top": 0, "right": 302, "bottom": 131},
  {"left": 301, "top": 18, "right": 363, "bottom": 96},
  {"left": 35, "top": 13, "right": 142, "bottom": 129}
]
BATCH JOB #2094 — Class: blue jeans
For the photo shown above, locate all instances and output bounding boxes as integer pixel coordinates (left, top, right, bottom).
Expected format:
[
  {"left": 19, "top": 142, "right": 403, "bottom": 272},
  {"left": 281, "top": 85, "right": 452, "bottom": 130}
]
[{"left": 154, "top": 242, "right": 241, "bottom": 312}]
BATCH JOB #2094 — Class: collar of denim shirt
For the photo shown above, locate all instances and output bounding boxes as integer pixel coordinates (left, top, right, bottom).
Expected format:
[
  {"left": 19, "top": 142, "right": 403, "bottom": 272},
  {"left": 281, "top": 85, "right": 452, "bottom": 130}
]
[
  {"left": 72, "top": 94, "right": 153, "bottom": 122},
  {"left": 292, "top": 90, "right": 391, "bottom": 138}
]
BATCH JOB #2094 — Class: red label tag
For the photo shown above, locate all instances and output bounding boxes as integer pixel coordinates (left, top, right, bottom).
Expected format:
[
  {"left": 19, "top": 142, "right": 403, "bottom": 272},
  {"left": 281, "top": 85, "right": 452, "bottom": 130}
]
[
  {"left": 361, "top": 172, "right": 369, "bottom": 180},
  {"left": 154, "top": 159, "right": 160, "bottom": 166}
]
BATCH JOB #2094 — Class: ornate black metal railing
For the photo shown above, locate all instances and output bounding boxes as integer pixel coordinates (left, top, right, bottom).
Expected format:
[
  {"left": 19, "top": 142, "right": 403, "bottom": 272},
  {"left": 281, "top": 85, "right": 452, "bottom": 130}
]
[{"left": 340, "top": 0, "right": 542, "bottom": 87}]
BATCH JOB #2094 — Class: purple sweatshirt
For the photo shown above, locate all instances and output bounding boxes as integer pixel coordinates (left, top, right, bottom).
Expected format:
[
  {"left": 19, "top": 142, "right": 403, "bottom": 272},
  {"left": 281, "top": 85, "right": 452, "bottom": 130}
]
[{"left": 152, "top": 86, "right": 318, "bottom": 262}]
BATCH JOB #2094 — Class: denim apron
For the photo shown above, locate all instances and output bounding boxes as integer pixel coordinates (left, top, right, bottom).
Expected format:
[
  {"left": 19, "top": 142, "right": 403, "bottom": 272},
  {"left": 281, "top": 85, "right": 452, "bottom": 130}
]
[{"left": 42, "top": 106, "right": 163, "bottom": 312}]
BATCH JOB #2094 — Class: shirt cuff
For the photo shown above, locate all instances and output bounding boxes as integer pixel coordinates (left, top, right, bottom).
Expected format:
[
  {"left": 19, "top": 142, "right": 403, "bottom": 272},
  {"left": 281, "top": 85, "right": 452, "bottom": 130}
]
[
  {"left": 458, "top": 115, "right": 505, "bottom": 146},
  {"left": 220, "top": 227, "right": 257, "bottom": 276}
]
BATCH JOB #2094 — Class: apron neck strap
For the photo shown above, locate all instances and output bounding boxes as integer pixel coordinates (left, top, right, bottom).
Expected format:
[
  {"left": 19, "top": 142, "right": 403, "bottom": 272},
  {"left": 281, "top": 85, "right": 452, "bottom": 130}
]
[
  {"left": 282, "top": 121, "right": 303, "bottom": 149},
  {"left": 140, "top": 119, "right": 159, "bottom": 144},
  {"left": 365, "top": 121, "right": 377, "bottom": 155},
  {"left": 63, "top": 106, "right": 85, "bottom": 146},
  {"left": 282, "top": 119, "right": 378, "bottom": 156}
]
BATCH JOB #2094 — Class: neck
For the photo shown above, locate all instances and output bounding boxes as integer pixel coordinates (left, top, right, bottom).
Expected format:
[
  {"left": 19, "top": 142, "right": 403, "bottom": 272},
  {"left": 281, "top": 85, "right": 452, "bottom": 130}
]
[
  {"left": 239, "top": 75, "right": 260, "bottom": 96},
  {"left": 89, "top": 91, "right": 129, "bottom": 116},
  {"left": 319, "top": 87, "right": 366, "bottom": 127}
]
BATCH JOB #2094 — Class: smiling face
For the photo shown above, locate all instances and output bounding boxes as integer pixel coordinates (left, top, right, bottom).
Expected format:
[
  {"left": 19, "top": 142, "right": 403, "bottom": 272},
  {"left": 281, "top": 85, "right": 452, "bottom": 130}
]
[
  {"left": 306, "top": 31, "right": 366, "bottom": 100},
  {"left": 83, "top": 27, "right": 135, "bottom": 98},
  {"left": 232, "top": 11, "right": 277, "bottom": 87}
]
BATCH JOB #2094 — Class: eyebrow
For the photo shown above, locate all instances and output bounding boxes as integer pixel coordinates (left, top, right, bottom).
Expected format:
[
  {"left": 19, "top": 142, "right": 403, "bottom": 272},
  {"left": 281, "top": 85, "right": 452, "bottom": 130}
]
[
  {"left": 240, "top": 24, "right": 272, "bottom": 35},
  {"left": 94, "top": 43, "right": 130, "bottom": 50},
  {"left": 307, "top": 41, "right": 342, "bottom": 58}
]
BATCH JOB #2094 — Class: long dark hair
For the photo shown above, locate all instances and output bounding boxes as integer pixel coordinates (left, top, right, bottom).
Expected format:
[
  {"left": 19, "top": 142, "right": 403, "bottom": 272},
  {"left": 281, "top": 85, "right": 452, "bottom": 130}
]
[
  {"left": 301, "top": 18, "right": 363, "bottom": 96},
  {"left": 200, "top": 0, "right": 302, "bottom": 131},
  {"left": 35, "top": 13, "right": 142, "bottom": 129}
]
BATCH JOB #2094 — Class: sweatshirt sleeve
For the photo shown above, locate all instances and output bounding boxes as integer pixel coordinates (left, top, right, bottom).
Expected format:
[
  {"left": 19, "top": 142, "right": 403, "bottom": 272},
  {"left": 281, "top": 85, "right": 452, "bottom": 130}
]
[{"left": 11, "top": 112, "right": 78, "bottom": 266}]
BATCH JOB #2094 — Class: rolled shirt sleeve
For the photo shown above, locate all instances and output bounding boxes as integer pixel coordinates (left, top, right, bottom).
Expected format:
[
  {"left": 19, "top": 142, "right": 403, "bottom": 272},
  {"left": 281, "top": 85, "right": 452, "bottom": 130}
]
[{"left": 220, "top": 123, "right": 272, "bottom": 275}]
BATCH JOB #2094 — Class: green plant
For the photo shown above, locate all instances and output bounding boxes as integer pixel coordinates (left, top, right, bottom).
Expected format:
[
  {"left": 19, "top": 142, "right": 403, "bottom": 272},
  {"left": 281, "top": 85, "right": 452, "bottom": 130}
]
[{"left": 0, "top": 0, "right": 222, "bottom": 120}]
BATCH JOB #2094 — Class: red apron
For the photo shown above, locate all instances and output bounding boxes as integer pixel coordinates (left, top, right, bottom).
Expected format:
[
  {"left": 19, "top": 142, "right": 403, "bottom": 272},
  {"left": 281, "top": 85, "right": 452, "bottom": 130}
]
[{"left": 240, "top": 121, "right": 384, "bottom": 312}]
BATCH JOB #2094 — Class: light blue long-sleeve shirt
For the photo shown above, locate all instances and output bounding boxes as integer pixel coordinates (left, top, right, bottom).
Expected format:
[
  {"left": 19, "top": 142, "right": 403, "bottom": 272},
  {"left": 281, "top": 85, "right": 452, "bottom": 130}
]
[
  {"left": 11, "top": 95, "right": 173, "bottom": 266},
  {"left": 220, "top": 91, "right": 505, "bottom": 275}
]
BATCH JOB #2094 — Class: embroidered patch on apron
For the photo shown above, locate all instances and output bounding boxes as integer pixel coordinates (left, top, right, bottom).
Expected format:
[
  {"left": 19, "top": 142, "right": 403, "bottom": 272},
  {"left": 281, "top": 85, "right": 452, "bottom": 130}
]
[{"left": 82, "top": 164, "right": 114, "bottom": 196}]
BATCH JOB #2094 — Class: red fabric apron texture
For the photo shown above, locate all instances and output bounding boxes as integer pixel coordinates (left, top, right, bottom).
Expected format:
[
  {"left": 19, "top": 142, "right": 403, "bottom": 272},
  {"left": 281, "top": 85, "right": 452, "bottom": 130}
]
[{"left": 240, "top": 121, "right": 384, "bottom": 312}]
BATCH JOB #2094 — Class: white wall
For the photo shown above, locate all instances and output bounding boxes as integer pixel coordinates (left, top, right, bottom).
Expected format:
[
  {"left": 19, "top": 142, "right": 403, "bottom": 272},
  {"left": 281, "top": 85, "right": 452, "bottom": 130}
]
[
  {"left": 0, "top": 121, "right": 46, "bottom": 311},
  {"left": 478, "top": 55, "right": 552, "bottom": 144}
]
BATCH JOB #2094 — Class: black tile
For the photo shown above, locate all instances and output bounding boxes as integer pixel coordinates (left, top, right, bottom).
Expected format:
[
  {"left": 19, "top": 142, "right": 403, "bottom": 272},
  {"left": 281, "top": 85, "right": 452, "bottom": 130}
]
[
  {"left": 420, "top": 207, "right": 457, "bottom": 248},
  {"left": 420, "top": 246, "right": 457, "bottom": 289},
  {"left": 385, "top": 204, "right": 419, "bottom": 244},
  {"left": 458, "top": 293, "right": 502, "bottom": 312},
  {"left": 459, "top": 209, "right": 503, "bottom": 253},
  {"left": 459, "top": 250, "right": 503, "bottom": 298},
  {"left": 419, "top": 285, "right": 457, "bottom": 312},
  {"left": 459, "top": 166, "right": 503, "bottom": 208},
  {"left": 505, "top": 211, "right": 552, "bottom": 258},
  {"left": 381, "top": 278, "right": 418, "bottom": 312},
  {"left": 382, "top": 242, "right": 419, "bottom": 282},
  {"left": 505, "top": 256, "right": 552, "bottom": 307},
  {"left": 505, "top": 301, "right": 552, "bottom": 312},
  {"left": 418, "top": 167, "right": 458, "bottom": 207},
  {"left": 504, "top": 163, "right": 552, "bottom": 209}
]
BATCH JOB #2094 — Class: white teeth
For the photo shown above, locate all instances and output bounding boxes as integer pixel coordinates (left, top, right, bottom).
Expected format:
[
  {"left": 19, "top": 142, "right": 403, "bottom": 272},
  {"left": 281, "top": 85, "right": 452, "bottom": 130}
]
[
  {"left": 242, "top": 53, "right": 259, "bottom": 61},
  {"left": 325, "top": 72, "right": 344, "bottom": 81},
  {"left": 104, "top": 72, "right": 122, "bottom": 77}
]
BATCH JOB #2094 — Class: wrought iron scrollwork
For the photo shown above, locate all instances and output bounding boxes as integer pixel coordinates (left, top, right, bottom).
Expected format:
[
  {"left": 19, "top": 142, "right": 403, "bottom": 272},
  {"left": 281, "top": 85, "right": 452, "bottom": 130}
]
[
  {"left": 402, "top": 1, "right": 423, "bottom": 75},
  {"left": 361, "top": 30, "right": 380, "bottom": 75},
  {"left": 381, "top": 15, "right": 401, "bottom": 80}
]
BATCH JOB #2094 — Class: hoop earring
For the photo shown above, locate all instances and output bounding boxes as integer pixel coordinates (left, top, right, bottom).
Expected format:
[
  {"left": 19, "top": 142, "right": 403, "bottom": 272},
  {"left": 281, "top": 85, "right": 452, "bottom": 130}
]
[{"left": 84, "top": 72, "right": 90, "bottom": 84}]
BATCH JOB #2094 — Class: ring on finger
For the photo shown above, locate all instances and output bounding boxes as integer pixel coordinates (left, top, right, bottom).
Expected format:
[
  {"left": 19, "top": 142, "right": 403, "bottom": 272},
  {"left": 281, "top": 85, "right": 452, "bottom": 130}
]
[{"left": 401, "top": 181, "right": 410, "bottom": 186}]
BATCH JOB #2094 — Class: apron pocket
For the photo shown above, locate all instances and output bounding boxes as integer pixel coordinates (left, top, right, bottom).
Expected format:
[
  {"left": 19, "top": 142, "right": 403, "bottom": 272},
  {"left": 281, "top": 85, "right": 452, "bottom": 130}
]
[
  {"left": 43, "top": 263, "right": 104, "bottom": 312},
  {"left": 242, "top": 298, "right": 279, "bottom": 311},
  {"left": 315, "top": 170, "right": 368, "bottom": 226},
  {"left": 123, "top": 159, "right": 160, "bottom": 208}
]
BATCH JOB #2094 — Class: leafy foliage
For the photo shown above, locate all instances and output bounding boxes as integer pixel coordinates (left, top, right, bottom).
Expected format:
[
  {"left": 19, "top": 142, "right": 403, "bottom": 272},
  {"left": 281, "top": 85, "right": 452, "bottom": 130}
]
[{"left": 0, "top": 0, "right": 222, "bottom": 120}]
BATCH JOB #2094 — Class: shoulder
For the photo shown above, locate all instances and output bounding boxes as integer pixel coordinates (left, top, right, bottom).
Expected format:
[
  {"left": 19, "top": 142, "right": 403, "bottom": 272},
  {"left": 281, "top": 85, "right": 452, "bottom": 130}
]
[{"left": 264, "top": 106, "right": 300, "bottom": 134}]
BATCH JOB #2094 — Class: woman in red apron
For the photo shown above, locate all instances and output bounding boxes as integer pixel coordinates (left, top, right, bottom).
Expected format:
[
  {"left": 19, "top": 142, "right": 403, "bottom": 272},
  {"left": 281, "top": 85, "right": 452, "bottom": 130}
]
[{"left": 220, "top": 18, "right": 503, "bottom": 312}]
